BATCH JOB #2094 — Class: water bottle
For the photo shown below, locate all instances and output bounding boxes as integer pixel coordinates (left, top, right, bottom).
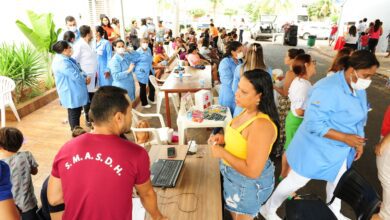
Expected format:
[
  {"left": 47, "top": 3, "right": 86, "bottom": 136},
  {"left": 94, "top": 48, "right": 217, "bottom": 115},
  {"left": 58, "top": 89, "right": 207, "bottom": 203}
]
[{"left": 179, "top": 71, "right": 183, "bottom": 82}]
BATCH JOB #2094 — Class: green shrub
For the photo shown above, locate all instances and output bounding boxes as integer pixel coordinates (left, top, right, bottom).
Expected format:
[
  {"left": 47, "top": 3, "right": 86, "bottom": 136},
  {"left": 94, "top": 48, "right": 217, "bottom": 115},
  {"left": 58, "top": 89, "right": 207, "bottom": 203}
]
[
  {"left": 16, "top": 10, "right": 61, "bottom": 89},
  {"left": 0, "top": 43, "right": 45, "bottom": 102}
]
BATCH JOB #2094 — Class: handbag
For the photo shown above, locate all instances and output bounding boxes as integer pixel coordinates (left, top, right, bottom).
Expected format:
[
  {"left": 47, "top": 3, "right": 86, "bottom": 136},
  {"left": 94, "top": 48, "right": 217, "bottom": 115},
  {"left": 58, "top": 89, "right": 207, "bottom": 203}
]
[{"left": 285, "top": 194, "right": 337, "bottom": 220}]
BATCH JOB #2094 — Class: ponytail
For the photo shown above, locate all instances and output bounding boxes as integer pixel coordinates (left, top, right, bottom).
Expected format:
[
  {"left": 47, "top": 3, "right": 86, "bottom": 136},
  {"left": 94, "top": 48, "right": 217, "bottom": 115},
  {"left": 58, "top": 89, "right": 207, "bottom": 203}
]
[{"left": 292, "top": 54, "right": 311, "bottom": 76}]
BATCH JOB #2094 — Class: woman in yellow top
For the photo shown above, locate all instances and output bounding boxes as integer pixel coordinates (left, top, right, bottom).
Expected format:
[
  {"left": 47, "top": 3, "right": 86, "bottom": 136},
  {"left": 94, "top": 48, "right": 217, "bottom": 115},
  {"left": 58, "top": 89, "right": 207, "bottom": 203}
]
[{"left": 209, "top": 69, "right": 279, "bottom": 220}]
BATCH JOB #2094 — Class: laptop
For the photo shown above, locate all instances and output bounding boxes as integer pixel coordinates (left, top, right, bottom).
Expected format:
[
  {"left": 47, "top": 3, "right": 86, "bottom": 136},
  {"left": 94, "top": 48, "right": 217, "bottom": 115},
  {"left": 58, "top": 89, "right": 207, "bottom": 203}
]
[
  {"left": 150, "top": 159, "right": 184, "bottom": 187},
  {"left": 150, "top": 145, "right": 189, "bottom": 188}
]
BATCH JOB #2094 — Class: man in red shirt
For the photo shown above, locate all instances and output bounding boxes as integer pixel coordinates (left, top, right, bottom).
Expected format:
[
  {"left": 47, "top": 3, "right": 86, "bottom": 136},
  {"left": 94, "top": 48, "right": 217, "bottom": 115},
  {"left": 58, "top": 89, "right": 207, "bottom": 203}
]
[
  {"left": 47, "top": 86, "right": 166, "bottom": 220},
  {"left": 329, "top": 23, "right": 338, "bottom": 46}
]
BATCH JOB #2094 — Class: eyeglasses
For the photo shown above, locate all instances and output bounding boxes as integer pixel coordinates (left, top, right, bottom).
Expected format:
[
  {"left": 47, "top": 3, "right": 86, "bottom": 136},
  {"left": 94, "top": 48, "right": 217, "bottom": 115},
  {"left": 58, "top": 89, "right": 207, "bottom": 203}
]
[{"left": 312, "top": 60, "right": 317, "bottom": 65}]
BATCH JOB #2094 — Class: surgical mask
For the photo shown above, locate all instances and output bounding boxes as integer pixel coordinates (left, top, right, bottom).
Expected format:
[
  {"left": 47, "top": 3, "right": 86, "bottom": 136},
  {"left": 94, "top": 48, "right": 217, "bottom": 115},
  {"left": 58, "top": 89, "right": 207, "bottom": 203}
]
[
  {"left": 116, "top": 48, "right": 126, "bottom": 55},
  {"left": 141, "top": 43, "right": 148, "bottom": 49},
  {"left": 237, "top": 52, "right": 244, "bottom": 59},
  {"left": 351, "top": 71, "right": 372, "bottom": 91},
  {"left": 69, "top": 26, "right": 77, "bottom": 32}
]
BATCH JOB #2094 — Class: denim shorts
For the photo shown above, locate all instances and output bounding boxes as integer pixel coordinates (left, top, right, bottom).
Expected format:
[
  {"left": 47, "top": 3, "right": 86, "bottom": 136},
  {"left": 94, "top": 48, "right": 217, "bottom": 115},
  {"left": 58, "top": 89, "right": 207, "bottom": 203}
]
[{"left": 220, "top": 159, "right": 275, "bottom": 217}]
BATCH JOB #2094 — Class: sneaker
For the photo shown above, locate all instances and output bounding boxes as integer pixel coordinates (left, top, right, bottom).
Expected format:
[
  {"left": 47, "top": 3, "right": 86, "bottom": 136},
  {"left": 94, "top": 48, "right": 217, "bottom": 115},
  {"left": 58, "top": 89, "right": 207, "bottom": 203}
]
[
  {"left": 148, "top": 98, "right": 157, "bottom": 104},
  {"left": 260, "top": 206, "right": 282, "bottom": 220},
  {"left": 142, "top": 104, "right": 152, "bottom": 109}
]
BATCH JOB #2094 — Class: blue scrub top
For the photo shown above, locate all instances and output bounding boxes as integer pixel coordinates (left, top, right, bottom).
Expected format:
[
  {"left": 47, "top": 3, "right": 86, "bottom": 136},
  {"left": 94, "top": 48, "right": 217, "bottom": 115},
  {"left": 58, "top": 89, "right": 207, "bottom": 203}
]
[
  {"left": 52, "top": 54, "right": 89, "bottom": 109},
  {"left": 108, "top": 52, "right": 139, "bottom": 100},
  {"left": 232, "top": 64, "right": 244, "bottom": 116},
  {"left": 286, "top": 71, "right": 368, "bottom": 182},
  {"left": 0, "top": 161, "right": 12, "bottom": 201},
  {"left": 134, "top": 47, "right": 154, "bottom": 85},
  {"left": 218, "top": 56, "right": 241, "bottom": 113},
  {"left": 96, "top": 39, "right": 113, "bottom": 86}
]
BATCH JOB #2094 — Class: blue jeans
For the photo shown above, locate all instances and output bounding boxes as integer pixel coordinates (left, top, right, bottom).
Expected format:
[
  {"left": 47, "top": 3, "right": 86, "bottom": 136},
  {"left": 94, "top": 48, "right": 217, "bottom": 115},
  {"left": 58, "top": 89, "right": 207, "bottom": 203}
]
[{"left": 220, "top": 159, "right": 275, "bottom": 217}]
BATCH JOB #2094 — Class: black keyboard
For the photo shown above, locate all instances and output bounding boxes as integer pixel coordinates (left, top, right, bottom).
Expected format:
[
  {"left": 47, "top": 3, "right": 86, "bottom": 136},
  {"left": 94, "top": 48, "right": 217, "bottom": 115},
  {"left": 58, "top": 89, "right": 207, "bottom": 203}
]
[{"left": 151, "top": 159, "right": 184, "bottom": 187}]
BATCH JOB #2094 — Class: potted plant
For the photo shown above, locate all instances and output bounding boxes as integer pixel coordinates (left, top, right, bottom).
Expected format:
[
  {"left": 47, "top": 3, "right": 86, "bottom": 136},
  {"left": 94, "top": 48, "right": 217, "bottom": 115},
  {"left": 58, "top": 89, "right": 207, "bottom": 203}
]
[
  {"left": 16, "top": 10, "right": 62, "bottom": 89},
  {"left": 0, "top": 43, "right": 44, "bottom": 102}
]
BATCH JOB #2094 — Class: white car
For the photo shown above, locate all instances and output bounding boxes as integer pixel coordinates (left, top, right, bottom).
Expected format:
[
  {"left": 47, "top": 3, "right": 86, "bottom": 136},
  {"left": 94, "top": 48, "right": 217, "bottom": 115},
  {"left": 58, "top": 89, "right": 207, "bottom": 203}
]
[{"left": 298, "top": 22, "right": 331, "bottom": 40}]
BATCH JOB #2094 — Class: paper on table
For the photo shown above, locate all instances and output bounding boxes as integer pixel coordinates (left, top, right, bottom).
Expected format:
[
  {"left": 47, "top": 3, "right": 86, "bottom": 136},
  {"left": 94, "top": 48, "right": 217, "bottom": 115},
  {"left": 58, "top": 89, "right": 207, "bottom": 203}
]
[{"left": 132, "top": 198, "right": 146, "bottom": 220}]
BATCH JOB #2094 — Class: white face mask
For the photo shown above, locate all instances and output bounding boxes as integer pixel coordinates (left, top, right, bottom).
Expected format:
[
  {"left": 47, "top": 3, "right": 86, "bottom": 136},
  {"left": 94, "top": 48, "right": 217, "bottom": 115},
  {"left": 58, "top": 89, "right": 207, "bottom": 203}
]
[
  {"left": 236, "top": 52, "right": 244, "bottom": 59},
  {"left": 351, "top": 71, "right": 372, "bottom": 91},
  {"left": 69, "top": 26, "right": 77, "bottom": 32},
  {"left": 141, "top": 43, "right": 148, "bottom": 49},
  {"left": 116, "top": 48, "right": 126, "bottom": 55}
]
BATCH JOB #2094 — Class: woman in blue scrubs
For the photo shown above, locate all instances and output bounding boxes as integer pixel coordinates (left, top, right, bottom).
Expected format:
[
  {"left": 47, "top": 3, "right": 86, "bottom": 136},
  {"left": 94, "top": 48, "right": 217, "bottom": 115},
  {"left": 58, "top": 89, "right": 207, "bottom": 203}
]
[
  {"left": 218, "top": 41, "right": 243, "bottom": 113},
  {"left": 52, "top": 41, "right": 89, "bottom": 131},
  {"left": 95, "top": 26, "right": 112, "bottom": 86},
  {"left": 135, "top": 38, "right": 155, "bottom": 108},
  {"left": 261, "top": 50, "right": 380, "bottom": 220},
  {"left": 108, "top": 39, "right": 139, "bottom": 101}
]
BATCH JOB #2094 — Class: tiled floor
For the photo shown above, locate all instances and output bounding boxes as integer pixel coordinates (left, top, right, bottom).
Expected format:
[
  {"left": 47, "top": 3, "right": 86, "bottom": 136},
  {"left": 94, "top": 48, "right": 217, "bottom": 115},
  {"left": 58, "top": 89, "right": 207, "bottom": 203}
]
[{"left": 5, "top": 95, "right": 213, "bottom": 205}]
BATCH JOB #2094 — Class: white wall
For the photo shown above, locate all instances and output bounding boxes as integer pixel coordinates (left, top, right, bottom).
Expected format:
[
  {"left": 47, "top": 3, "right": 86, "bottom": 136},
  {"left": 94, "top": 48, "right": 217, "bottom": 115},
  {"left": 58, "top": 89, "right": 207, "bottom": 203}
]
[
  {"left": 0, "top": 0, "right": 90, "bottom": 44},
  {"left": 340, "top": 0, "right": 390, "bottom": 52}
]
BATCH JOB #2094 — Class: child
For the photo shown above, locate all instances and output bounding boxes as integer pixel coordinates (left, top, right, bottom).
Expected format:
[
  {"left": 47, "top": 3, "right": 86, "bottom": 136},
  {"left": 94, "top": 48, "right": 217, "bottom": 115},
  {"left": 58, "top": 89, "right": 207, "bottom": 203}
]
[
  {"left": 360, "top": 32, "right": 369, "bottom": 50},
  {"left": 0, "top": 127, "right": 39, "bottom": 220}
]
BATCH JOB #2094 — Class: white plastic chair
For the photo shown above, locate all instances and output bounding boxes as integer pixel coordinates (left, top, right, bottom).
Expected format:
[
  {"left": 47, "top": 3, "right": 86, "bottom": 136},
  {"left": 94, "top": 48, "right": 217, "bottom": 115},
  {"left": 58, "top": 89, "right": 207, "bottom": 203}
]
[
  {"left": 149, "top": 75, "right": 179, "bottom": 114},
  {"left": 130, "top": 109, "right": 172, "bottom": 147},
  {"left": 177, "top": 95, "right": 232, "bottom": 145},
  {"left": 0, "top": 76, "right": 20, "bottom": 127}
]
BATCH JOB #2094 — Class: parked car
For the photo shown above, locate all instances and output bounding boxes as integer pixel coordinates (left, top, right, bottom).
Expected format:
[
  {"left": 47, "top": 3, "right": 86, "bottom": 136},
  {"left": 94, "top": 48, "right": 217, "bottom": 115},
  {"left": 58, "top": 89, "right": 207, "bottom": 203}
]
[
  {"left": 298, "top": 22, "right": 331, "bottom": 40},
  {"left": 250, "top": 15, "right": 281, "bottom": 40}
]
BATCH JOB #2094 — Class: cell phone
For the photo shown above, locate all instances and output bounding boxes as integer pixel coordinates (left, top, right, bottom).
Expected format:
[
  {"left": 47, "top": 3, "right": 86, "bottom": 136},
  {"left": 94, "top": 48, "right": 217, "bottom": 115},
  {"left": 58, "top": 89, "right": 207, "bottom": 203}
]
[{"left": 167, "top": 147, "right": 176, "bottom": 158}]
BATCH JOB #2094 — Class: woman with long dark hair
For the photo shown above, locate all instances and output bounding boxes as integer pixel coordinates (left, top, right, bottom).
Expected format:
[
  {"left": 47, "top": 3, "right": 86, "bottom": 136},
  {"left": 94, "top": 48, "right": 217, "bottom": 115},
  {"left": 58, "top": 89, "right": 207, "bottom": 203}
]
[
  {"left": 101, "top": 15, "right": 117, "bottom": 43},
  {"left": 261, "top": 50, "right": 380, "bottom": 220},
  {"left": 218, "top": 41, "right": 243, "bottom": 113},
  {"left": 209, "top": 69, "right": 279, "bottom": 220},
  {"left": 344, "top": 25, "right": 358, "bottom": 50},
  {"left": 95, "top": 26, "right": 112, "bottom": 86},
  {"left": 368, "top": 19, "right": 383, "bottom": 53}
]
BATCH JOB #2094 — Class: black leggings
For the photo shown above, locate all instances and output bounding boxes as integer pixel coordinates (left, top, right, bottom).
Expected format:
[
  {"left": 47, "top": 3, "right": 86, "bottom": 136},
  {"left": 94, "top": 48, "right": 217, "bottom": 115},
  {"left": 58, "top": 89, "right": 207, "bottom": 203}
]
[
  {"left": 368, "top": 38, "right": 379, "bottom": 53},
  {"left": 139, "top": 77, "right": 155, "bottom": 106},
  {"left": 18, "top": 206, "right": 39, "bottom": 220},
  {"left": 239, "top": 30, "right": 244, "bottom": 43},
  {"left": 67, "top": 107, "right": 83, "bottom": 131},
  {"left": 83, "top": 93, "right": 94, "bottom": 123}
]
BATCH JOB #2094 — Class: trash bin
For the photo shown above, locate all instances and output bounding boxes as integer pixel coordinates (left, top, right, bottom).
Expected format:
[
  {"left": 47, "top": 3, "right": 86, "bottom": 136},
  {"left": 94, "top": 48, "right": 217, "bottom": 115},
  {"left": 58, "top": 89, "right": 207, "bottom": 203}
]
[{"left": 307, "top": 35, "right": 317, "bottom": 47}]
